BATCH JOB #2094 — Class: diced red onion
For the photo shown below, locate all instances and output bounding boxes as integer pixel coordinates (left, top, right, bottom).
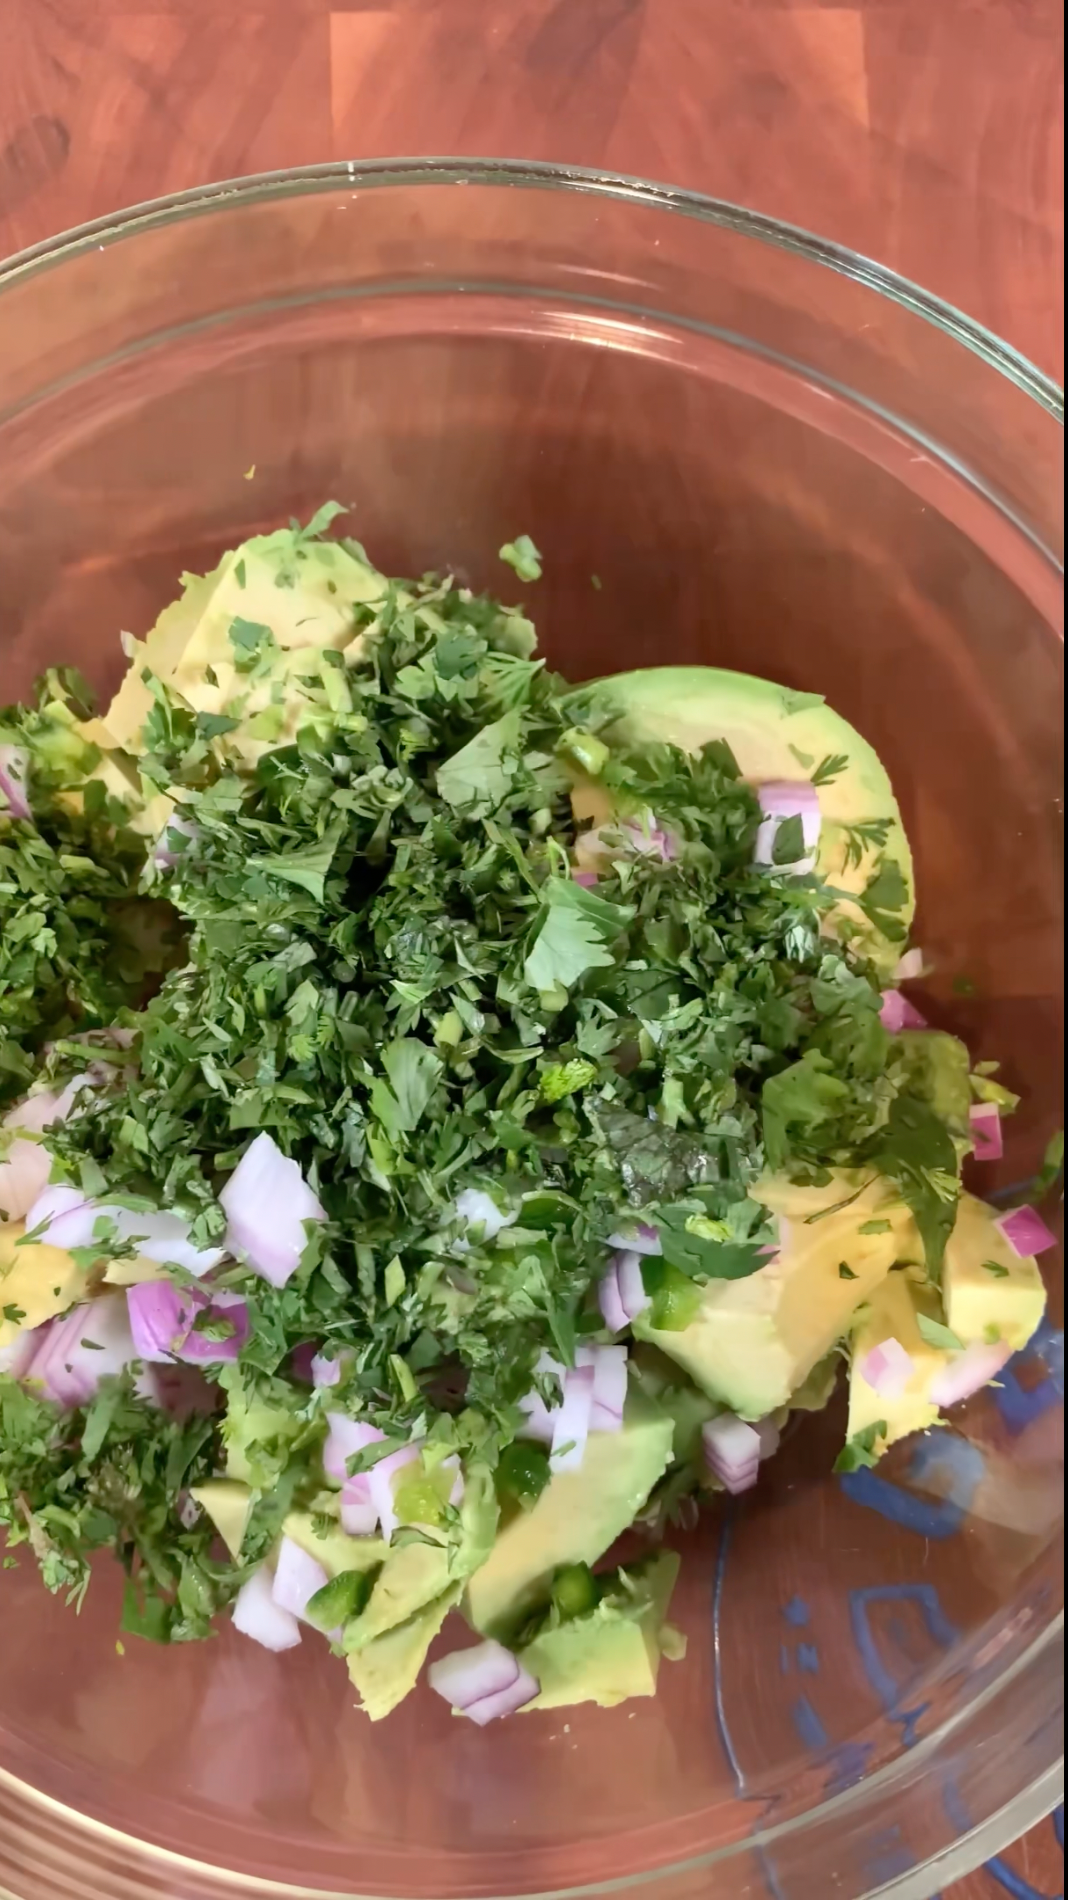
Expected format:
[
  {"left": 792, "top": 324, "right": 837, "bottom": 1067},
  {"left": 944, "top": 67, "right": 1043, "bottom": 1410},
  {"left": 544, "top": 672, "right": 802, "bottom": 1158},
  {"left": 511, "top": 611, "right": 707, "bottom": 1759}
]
[
  {"left": 880, "top": 990, "right": 929, "bottom": 1033},
  {"left": 571, "top": 869, "right": 599, "bottom": 888},
  {"left": 232, "top": 1567, "right": 302, "bottom": 1652},
  {"left": 271, "top": 1535, "right": 329, "bottom": 1623},
  {"left": 623, "top": 817, "right": 678, "bottom": 862},
  {"left": 126, "top": 1282, "right": 248, "bottom": 1365},
  {"left": 453, "top": 1187, "right": 516, "bottom": 1242},
  {"left": 755, "top": 1417, "right": 781, "bottom": 1461},
  {"left": 550, "top": 1363, "right": 595, "bottom": 1473},
  {"left": 24, "top": 1183, "right": 224, "bottom": 1277},
  {"left": 323, "top": 1413, "right": 385, "bottom": 1483},
  {"left": 577, "top": 1342, "right": 628, "bottom": 1433},
  {"left": 598, "top": 1261, "right": 629, "bottom": 1334},
  {"left": 311, "top": 1349, "right": 345, "bottom": 1387},
  {"left": 428, "top": 1640, "right": 540, "bottom": 1724},
  {"left": 141, "top": 1361, "right": 218, "bottom": 1418},
  {"left": 754, "top": 782, "right": 820, "bottom": 873},
  {"left": 703, "top": 1413, "right": 763, "bottom": 1494},
  {"left": 340, "top": 1475, "right": 379, "bottom": 1537},
  {"left": 220, "top": 1132, "right": 325, "bottom": 1288},
  {"left": 969, "top": 1103, "right": 1004, "bottom": 1163},
  {"left": 859, "top": 1336, "right": 915, "bottom": 1400},
  {"left": 0, "top": 746, "right": 31, "bottom": 822},
  {"left": 994, "top": 1206, "right": 1058, "bottom": 1259},
  {"left": 23, "top": 1295, "right": 135, "bottom": 1406},
  {"left": 178, "top": 1491, "right": 201, "bottom": 1530},
  {"left": 930, "top": 1340, "right": 1013, "bottom": 1410},
  {"left": 367, "top": 1442, "right": 422, "bottom": 1543},
  {"left": 517, "top": 1351, "right": 565, "bottom": 1442},
  {"left": 0, "top": 1078, "right": 94, "bottom": 1221},
  {"left": 0, "top": 1326, "right": 41, "bottom": 1380},
  {"left": 152, "top": 812, "right": 199, "bottom": 869},
  {"left": 894, "top": 948, "right": 926, "bottom": 983},
  {"left": 616, "top": 1250, "right": 651, "bottom": 1321},
  {"left": 441, "top": 1453, "right": 465, "bottom": 1507},
  {"left": 606, "top": 1222, "right": 661, "bottom": 1257}
]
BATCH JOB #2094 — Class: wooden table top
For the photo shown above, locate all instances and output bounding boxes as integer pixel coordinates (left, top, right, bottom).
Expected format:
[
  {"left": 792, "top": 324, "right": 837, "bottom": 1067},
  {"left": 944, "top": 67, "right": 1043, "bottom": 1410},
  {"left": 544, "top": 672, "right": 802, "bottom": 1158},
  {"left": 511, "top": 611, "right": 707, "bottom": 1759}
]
[{"left": 0, "top": 4, "right": 1063, "bottom": 1898}]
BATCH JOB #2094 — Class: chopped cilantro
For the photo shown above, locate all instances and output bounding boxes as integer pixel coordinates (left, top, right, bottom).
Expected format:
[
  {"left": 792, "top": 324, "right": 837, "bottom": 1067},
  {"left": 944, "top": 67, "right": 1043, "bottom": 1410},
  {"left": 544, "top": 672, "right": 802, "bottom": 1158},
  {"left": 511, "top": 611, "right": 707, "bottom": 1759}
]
[{"left": 915, "top": 1313, "right": 965, "bottom": 1352}]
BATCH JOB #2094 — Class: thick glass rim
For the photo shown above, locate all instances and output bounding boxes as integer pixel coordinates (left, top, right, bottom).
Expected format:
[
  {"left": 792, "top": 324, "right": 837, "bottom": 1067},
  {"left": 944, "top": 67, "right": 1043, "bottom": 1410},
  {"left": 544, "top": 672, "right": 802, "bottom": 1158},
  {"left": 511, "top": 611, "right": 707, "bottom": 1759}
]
[
  {"left": 0, "top": 156, "right": 1062, "bottom": 427},
  {"left": 0, "top": 154, "right": 1061, "bottom": 1900}
]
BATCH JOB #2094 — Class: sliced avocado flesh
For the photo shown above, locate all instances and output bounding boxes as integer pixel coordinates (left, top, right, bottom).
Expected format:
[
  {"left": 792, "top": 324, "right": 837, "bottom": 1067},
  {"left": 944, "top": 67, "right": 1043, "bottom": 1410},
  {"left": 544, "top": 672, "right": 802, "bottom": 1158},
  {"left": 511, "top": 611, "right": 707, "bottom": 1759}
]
[
  {"left": 519, "top": 1552, "right": 681, "bottom": 1712},
  {"left": 582, "top": 667, "right": 914, "bottom": 968},
  {"left": 847, "top": 1270, "right": 948, "bottom": 1453},
  {"left": 346, "top": 1464, "right": 498, "bottom": 1651},
  {"left": 347, "top": 1584, "right": 462, "bottom": 1722},
  {"left": 282, "top": 1511, "right": 388, "bottom": 1579},
  {"left": 98, "top": 529, "right": 387, "bottom": 770},
  {"left": 944, "top": 1193, "right": 1046, "bottom": 1352},
  {"left": 221, "top": 1368, "right": 304, "bottom": 1487},
  {"left": 0, "top": 1225, "right": 87, "bottom": 1349},
  {"left": 464, "top": 1394, "right": 674, "bottom": 1643},
  {"left": 190, "top": 1479, "right": 254, "bottom": 1559},
  {"left": 634, "top": 1173, "right": 911, "bottom": 1419}
]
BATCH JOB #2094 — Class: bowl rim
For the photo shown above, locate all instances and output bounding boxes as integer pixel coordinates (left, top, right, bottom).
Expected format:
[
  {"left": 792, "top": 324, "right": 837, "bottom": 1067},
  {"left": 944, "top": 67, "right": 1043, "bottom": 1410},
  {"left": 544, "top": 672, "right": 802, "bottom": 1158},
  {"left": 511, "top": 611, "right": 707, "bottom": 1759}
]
[
  {"left": 0, "top": 155, "right": 1062, "bottom": 426},
  {"left": 0, "top": 152, "right": 1061, "bottom": 1900}
]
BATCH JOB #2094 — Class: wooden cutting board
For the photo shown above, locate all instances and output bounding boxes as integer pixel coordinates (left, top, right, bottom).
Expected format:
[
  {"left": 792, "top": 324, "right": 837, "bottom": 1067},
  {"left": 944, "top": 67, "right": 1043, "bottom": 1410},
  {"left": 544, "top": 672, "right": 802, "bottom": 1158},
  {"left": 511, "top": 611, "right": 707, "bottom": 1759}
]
[{"left": 0, "top": 4, "right": 1062, "bottom": 1897}]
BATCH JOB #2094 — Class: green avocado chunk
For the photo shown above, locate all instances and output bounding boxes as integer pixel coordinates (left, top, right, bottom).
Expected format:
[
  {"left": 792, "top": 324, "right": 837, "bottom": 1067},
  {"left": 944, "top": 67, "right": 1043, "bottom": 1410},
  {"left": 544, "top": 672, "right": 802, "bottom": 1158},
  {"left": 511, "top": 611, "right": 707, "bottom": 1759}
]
[
  {"left": 345, "top": 1464, "right": 498, "bottom": 1651},
  {"left": 464, "top": 1393, "right": 674, "bottom": 1643},
  {"left": 518, "top": 1553, "right": 682, "bottom": 1712},
  {"left": 583, "top": 665, "right": 914, "bottom": 968},
  {"left": 892, "top": 1030, "right": 973, "bottom": 1133}
]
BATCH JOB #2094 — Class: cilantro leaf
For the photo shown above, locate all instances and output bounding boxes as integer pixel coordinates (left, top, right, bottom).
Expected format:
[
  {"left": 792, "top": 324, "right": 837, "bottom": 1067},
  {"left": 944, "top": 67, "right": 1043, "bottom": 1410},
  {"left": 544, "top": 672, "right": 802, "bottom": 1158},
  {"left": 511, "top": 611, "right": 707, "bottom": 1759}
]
[
  {"left": 370, "top": 1038, "right": 444, "bottom": 1141},
  {"left": 915, "top": 1313, "right": 965, "bottom": 1352},
  {"left": 436, "top": 709, "right": 524, "bottom": 811},
  {"left": 524, "top": 879, "right": 632, "bottom": 995}
]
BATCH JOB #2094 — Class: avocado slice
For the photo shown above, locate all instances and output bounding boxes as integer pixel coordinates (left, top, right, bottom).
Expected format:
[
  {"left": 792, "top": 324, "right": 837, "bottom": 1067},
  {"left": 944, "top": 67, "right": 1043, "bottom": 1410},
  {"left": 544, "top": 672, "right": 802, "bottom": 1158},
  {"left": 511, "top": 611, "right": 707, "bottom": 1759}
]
[
  {"left": 846, "top": 1270, "right": 949, "bottom": 1454},
  {"left": 944, "top": 1193, "right": 1046, "bottom": 1352},
  {"left": 281, "top": 1510, "right": 388, "bottom": 1579},
  {"left": 189, "top": 1479, "right": 254, "bottom": 1559},
  {"left": 347, "top": 1585, "right": 463, "bottom": 1722},
  {"left": 0, "top": 1223, "right": 88, "bottom": 1350},
  {"left": 583, "top": 667, "right": 914, "bottom": 966},
  {"left": 220, "top": 1367, "right": 304, "bottom": 1487},
  {"left": 633, "top": 1172, "right": 911, "bottom": 1418},
  {"left": 346, "top": 1464, "right": 498, "bottom": 1652},
  {"left": 98, "top": 527, "right": 387, "bottom": 770},
  {"left": 518, "top": 1552, "right": 682, "bottom": 1712},
  {"left": 464, "top": 1393, "right": 673, "bottom": 1642}
]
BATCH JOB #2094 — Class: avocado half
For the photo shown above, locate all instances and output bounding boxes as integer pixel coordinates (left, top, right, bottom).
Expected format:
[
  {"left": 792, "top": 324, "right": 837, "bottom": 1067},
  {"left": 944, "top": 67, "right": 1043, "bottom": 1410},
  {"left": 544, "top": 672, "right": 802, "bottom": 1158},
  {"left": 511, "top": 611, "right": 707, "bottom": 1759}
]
[{"left": 584, "top": 667, "right": 915, "bottom": 968}]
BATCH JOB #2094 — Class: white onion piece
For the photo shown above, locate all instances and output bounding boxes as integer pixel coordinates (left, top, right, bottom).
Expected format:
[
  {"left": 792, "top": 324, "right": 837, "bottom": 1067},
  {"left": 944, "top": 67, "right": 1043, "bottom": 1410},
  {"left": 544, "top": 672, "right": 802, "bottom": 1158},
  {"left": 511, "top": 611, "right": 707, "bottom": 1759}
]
[
  {"left": 0, "top": 1327, "right": 41, "bottom": 1380},
  {"left": 859, "top": 1337, "right": 915, "bottom": 1400},
  {"left": 322, "top": 1414, "right": 385, "bottom": 1484},
  {"left": 577, "top": 1343, "right": 628, "bottom": 1432},
  {"left": 755, "top": 1417, "right": 781, "bottom": 1461},
  {"left": 232, "top": 1568, "right": 302, "bottom": 1652},
  {"left": 703, "top": 1413, "right": 762, "bottom": 1486},
  {"left": 24, "top": 1184, "right": 223, "bottom": 1278},
  {"left": 597, "top": 1262, "right": 629, "bottom": 1334},
  {"left": 969, "top": 1103, "right": 1003, "bottom": 1163},
  {"left": 606, "top": 1223, "right": 661, "bottom": 1256},
  {"left": 516, "top": 1389, "right": 556, "bottom": 1444},
  {"left": 340, "top": 1476, "right": 379, "bottom": 1537},
  {"left": 311, "top": 1349, "right": 345, "bottom": 1387},
  {"left": 453, "top": 1188, "right": 516, "bottom": 1242},
  {"left": 0, "top": 745, "right": 31, "bottom": 821},
  {"left": 995, "top": 1206, "right": 1058, "bottom": 1258},
  {"left": 550, "top": 1363, "right": 595, "bottom": 1473},
  {"left": 441, "top": 1453, "right": 465, "bottom": 1508},
  {"left": 220, "top": 1132, "right": 325, "bottom": 1288},
  {"left": 930, "top": 1341, "right": 1013, "bottom": 1410},
  {"left": 367, "top": 1442, "right": 422, "bottom": 1543},
  {"left": 0, "top": 1074, "right": 95, "bottom": 1221},
  {"left": 753, "top": 782, "right": 820, "bottom": 873},
  {"left": 24, "top": 1295, "right": 135, "bottom": 1406},
  {"left": 428, "top": 1639, "right": 539, "bottom": 1723},
  {"left": 271, "top": 1536, "right": 329, "bottom": 1623},
  {"left": 616, "top": 1250, "right": 651, "bottom": 1321},
  {"left": 879, "top": 989, "right": 928, "bottom": 1033},
  {"left": 894, "top": 948, "right": 926, "bottom": 982}
]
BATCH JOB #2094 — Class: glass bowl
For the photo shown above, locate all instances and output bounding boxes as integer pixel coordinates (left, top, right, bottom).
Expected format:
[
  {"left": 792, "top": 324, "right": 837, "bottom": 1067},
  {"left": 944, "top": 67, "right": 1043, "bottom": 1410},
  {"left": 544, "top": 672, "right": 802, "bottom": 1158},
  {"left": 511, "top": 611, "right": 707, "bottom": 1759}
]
[{"left": 0, "top": 159, "right": 1062, "bottom": 1900}]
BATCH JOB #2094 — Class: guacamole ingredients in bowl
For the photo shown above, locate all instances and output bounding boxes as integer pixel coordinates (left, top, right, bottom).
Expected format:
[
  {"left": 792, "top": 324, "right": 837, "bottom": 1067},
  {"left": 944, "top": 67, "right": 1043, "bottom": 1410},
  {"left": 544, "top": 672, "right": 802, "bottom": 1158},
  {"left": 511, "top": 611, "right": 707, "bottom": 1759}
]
[{"left": 0, "top": 511, "right": 1055, "bottom": 1723}]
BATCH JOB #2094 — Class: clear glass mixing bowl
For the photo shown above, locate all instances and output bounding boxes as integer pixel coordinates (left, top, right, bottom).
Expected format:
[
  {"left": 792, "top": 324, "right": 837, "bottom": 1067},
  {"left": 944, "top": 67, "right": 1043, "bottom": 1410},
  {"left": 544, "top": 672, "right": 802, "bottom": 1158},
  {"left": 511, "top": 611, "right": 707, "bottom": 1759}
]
[{"left": 0, "top": 159, "right": 1062, "bottom": 1900}]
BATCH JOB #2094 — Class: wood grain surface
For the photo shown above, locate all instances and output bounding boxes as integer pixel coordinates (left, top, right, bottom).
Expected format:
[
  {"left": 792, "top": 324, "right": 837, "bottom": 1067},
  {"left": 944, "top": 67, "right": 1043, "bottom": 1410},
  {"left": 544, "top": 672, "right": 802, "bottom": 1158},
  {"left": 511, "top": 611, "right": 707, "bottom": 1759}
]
[{"left": 0, "top": 4, "right": 1063, "bottom": 1900}]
